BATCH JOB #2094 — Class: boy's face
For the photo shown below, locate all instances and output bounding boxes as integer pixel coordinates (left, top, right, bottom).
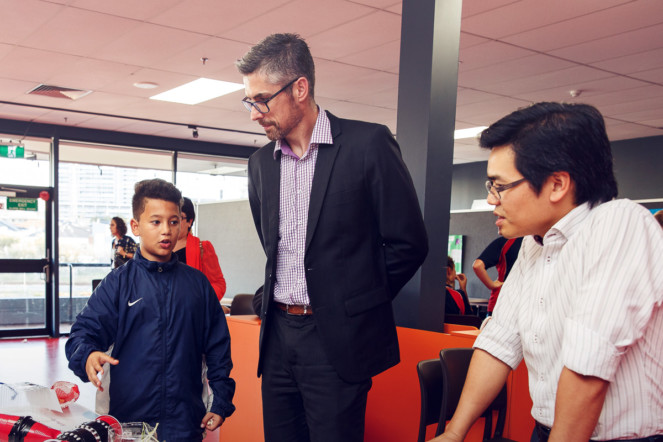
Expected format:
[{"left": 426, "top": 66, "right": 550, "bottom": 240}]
[{"left": 130, "top": 198, "right": 181, "bottom": 263}]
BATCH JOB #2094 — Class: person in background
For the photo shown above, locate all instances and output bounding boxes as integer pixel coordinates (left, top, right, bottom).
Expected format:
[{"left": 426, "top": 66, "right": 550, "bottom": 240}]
[
  {"left": 173, "top": 197, "right": 227, "bottom": 301},
  {"left": 472, "top": 236, "right": 522, "bottom": 316},
  {"left": 445, "top": 256, "right": 472, "bottom": 316},
  {"left": 110, "top": 216, "right": 136, "bottom": 269},
  {"left": 66, "top": 179, "right": 235, "bottom": 440},
  {"left": 238, "top": 33, "right": 428, "bottom": 442},
  {"left": 433, "top": 102, "right": 663, "bottom": 442},
  {"left": 654, "top": 209, "right": 663, "bottom": 228}
]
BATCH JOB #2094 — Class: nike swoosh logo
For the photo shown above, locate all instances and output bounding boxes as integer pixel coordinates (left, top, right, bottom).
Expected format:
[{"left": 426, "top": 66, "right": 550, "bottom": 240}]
[{"left": 128, "top": 298, "right": 143, "bottom": 307}]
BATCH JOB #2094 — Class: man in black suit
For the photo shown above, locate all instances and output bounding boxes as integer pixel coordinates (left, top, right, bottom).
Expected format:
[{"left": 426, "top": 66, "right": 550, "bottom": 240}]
[{"left": 237, "top": 33, "right": 428, "bottom": 442}]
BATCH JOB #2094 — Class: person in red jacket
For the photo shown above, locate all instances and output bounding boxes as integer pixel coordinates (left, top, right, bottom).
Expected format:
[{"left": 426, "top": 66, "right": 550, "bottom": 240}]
[{"left": 174, "top": 197, "right": 227, "bottom": 300}]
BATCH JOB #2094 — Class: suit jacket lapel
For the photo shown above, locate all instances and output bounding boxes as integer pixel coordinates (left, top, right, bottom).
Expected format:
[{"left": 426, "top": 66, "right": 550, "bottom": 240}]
[
  {"left": 264, "top": 148, "right": 281, "bottom": 250},
  {"left": 306, "top": 112, "right": 342, "bottom": 252}
]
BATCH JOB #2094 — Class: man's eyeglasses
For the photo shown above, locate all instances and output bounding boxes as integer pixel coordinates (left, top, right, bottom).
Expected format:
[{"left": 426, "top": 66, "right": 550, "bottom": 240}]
[
  {"left": 241, "top": 78, "right": 298, "bottom": 114},
  {"left": 485, "top": 178, "right": 526, "bottom": 200}
]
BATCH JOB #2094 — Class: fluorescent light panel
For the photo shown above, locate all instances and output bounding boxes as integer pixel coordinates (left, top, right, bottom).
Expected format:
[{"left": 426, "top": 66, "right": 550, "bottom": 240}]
[
  {"left": 454, "top": 126, "right": 487, "bottom": 140},
  {"left": 150, "top": 78, "right": 244, "bottom": 105}
]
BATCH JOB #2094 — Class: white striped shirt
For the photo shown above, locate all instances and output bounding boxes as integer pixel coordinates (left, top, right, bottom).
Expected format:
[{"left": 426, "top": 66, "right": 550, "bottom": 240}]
[
  {"left": 475, "top": 199, "right": 663, "bottom": 439},
  {"left": 273, "top": 109, "right": 333, "bottom": 305}
]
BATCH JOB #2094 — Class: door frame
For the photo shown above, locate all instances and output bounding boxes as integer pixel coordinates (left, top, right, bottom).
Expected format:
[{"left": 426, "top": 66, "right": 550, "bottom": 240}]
[{"left": 0, "top": 183, "right": 54, "bottom": 338}]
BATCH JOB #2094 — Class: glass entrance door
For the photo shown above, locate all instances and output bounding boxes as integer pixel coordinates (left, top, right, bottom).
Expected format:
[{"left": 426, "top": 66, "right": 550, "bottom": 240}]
[{"left": 0, "top": 184, "right": 53, "bottom": 337}]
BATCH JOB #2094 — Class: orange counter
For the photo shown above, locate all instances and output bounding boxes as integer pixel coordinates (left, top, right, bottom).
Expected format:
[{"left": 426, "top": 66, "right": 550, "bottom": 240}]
[{"left": 217, "top": 316, "right": 534, "bottom": 442}]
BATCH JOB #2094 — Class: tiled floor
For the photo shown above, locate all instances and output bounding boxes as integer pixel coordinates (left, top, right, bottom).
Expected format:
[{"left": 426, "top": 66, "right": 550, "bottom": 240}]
[{"left": 0, "top": 337, "right": 218, "bottom": 441}]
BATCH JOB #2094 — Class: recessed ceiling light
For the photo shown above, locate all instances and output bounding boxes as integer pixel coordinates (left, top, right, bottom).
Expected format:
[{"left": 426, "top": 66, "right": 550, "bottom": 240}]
[
  {"left": 454, "top": 126, "right": 488, "bottom": 140},
  {"left": 150, "top": 78, "right": 244, "bottom": 105},
  {"left": 134, "top": 81, "right": 159, "bottom": 89}
]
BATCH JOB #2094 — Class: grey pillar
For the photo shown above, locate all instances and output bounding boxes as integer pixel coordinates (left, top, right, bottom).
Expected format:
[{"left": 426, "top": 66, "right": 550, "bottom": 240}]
[{"left": 394, "top": 0, "right": 462, "bottom": 331}]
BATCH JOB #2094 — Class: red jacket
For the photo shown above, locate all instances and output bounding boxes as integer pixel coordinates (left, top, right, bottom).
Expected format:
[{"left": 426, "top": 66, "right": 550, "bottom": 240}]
[{"left": 186, "top": 233, "right": 227, "bottom": 300}]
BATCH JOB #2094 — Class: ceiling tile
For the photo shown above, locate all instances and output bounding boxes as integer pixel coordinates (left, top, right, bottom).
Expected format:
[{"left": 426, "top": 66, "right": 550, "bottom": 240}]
[
  {"left": 591, "top": 48, "right": 663, "bottom": 75},
  {"left": 151, "top": 0, "right": 292, "bottom": 37},
  {"left": 514, "top": 75, "right": 651, "bottom": 103},
  {"left": 220, "top": 0, "right": 375, "bottom": 43},
  {"left": 20, "top": 7, "right": 141, "bottom": 57},
  {"left": 68, "top": 0, "right": 183, "bottom": 21},
  {"left": 458, "top": 41, "right": 533, "bottom": 72},
  {"left": 550, "top": 23, "right": 663, "bottom": 64},
  {"left": 502, "top": 0, "right": 663, "bottom": 52},
  {"left": 306, "top": 10, "right": 401, "bottom": 60},
  {"left": 93, "top": 23, "right": 208, "bottom": 66},
  {"left": 338, "top": 40, "right": 401, "bottom": 74},
  {"left": 458, "top": 54, "right": 576, "bottom": 88},
  {"left": 628, "top": 66, "right": 663, "bottom": 84},
  {"left": 461, "top": 0, "right": 631, "bottom": 39},
  {"left": 151, "top": 37, "right": 252, "bottom": 79},
  {"left": 0, "top": 0, "right": 65, "bottom": 45},
  {"left": 485, "top": 65, "right": 614, "bottom": 96},
  {"left": 0, "top": 46, "right": 83, "bottom": 84}
]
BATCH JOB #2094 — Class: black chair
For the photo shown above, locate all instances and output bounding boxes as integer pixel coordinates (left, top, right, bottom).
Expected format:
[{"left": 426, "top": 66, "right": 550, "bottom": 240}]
[
  {"left": 416, "top": 359, "right": 444, "bottom": 442},
  {"left": 229, "top": 294, "right": 255, "bottom": 315},
  {"left": 439, "top": 348, "right": 515, "bottom": 441},
  {"left": 444, "top": 314, "right": 483, "bottom": 328},
  {"left": 92, "top": 279, "right": 102, "bottom": 291}
]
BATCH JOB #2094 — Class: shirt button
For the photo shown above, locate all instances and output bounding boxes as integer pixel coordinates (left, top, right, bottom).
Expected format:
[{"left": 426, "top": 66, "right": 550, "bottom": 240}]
[{"left": 158, "top": 267, "right": 163, "bottom": 272}]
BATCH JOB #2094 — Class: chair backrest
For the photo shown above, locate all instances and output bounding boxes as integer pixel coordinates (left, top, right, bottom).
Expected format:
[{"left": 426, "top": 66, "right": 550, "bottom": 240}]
[
  {"left": 439, "top": 348, "right": 510, "bottom": 441},
  {"left": 416, "top": 359, "right": 444, "bottom": 442},
  {"left": 229, "top": 293, "right": 255, "bottom": 315},
  {"left": 92, "top": 279, "right": 102, "bottom": 291},
  {"left": 444, "top": 314, "right": 483, "bottom": 328}
]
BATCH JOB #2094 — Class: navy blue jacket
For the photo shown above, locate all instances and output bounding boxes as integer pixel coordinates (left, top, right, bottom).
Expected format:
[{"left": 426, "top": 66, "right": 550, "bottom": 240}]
[{"left": 66, "top": 249, "right": 235, "bottom": 441}]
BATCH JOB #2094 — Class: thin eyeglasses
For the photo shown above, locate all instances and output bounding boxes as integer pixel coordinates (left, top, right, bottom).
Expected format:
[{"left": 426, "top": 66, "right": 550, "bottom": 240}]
[
  {"left": 241, "top": 78, "right": 298, "bottom": 114},
  {"left": 485, "top": 178, "right": 526, "bottom": 200}
]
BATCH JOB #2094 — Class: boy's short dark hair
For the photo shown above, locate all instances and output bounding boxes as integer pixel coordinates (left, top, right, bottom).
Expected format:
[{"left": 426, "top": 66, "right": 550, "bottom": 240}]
[
  {"left": 132, "top": 179, "right": 182, "bottom": 220},
  {"left": 447, "top": 256, "right": 455, "bottom": 269},
  {"left": 479, "top": 102, "right": 618, "bottom": 208},
  {"left": 181, "top": 197, "right": 196, "bottom": 228}
]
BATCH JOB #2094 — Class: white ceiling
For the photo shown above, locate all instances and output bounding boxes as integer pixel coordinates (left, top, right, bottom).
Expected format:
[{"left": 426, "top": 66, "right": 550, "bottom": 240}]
[{"left": 0, "top": 0, "right": 662, "bottom": 164}]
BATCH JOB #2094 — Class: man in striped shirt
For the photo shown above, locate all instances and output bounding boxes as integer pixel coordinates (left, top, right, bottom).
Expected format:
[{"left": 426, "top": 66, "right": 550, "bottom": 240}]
[{"left": 435, "top": 102, "right": 663, "bottom": 442}]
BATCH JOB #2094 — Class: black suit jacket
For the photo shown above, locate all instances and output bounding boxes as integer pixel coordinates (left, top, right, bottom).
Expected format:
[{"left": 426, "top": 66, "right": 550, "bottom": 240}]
[{"left": 248, "top": 111, "right": 428, "bottom": 383}]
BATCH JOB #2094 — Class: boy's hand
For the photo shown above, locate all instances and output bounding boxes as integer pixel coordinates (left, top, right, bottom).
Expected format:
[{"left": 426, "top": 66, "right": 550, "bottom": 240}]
[
  {"left": 85, "top": 351, "right": 119, "bottom": 391},
  {"left": 201, "top": 412, "right": 224, "bottom": 431}
]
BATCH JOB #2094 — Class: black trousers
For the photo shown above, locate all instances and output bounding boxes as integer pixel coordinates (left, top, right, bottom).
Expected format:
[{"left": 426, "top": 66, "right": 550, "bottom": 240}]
[
  {"left": 261, "top": 308, "right": 372, "bottom": 442},
  {"left": 532, "top": 423, "right": 663, "bottom": 442}
]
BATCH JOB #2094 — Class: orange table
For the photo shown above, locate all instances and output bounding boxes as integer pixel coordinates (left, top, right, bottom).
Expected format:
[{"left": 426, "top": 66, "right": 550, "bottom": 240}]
[{"left": 218, "top": 316, "right": 534, "bottom": 441}]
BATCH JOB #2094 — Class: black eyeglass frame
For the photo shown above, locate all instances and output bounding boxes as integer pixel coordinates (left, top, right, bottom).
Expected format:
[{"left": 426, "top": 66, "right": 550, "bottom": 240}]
[
  {"left": 485, "top": 178, "right": 527, "bottom": 200},
  {"left": 241, "top": 78, "right": 298, "bottom": 114}
]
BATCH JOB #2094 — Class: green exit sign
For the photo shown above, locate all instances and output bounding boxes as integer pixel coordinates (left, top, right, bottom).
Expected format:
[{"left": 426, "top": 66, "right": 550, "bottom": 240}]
[
  {"left": 0, "top": 145, "right": 25, "bottom": 158},
  {"left": 7, "top": 197, "right": 38, "bottom": 211}
]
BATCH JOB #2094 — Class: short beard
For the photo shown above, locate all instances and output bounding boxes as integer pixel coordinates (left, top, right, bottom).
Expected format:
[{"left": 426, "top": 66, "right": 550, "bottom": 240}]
[{"left": 264, "top": 97, "right": 304, "bottom": 141}]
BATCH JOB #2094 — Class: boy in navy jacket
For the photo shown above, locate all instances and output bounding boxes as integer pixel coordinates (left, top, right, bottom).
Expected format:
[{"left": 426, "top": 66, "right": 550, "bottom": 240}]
[{"left": 66, "top": 179, "right": 235, "bottom": 441}]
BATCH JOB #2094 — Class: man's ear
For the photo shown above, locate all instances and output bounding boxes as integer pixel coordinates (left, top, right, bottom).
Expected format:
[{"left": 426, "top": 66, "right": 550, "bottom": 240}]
[
  {"left": 293, "top": 77, "right": 310, "bottom": 103},
  {"left": 130, "top": 218, "right": 140, "bottom": 236},
  {"left": 548, "top": 171, "right": 573, "bottom": 203}
]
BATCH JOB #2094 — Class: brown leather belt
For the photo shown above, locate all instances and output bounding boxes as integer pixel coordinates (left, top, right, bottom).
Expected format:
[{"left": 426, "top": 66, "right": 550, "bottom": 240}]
[{"left": 275, "top": 302, "right": 313, "bottom": 315}]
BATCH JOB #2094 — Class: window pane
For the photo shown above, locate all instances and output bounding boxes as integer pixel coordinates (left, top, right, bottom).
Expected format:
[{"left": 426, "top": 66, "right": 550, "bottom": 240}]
[
  {"left": 0, "top": 197, "right": 46, "bottom": 259},
  {"left": 0, "top": 135, "right": 51, "bottom": 187},
  {"left": 0, "top": 273, "right": 45, "bottom": 330},
  {"left": 176, "top": 153, "right": 248, "bottom": 203}
]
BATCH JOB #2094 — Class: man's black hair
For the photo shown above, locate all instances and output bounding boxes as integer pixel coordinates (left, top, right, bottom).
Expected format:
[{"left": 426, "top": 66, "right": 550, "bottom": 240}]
[
  {"left": 479, "top": 102, "right": 618, "bottom": 207},
  {"left": 181, "top": 197, "right": 195, "bottom": 232}
]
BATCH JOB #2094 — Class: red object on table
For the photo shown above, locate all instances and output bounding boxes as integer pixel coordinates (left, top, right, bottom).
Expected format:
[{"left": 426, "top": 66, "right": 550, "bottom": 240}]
[
  {"left": 50, "top": 381, "right": 80, "bottom": 409},
  {"left": 0, "top": 413, "right": 61, "bottom": 441}
]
